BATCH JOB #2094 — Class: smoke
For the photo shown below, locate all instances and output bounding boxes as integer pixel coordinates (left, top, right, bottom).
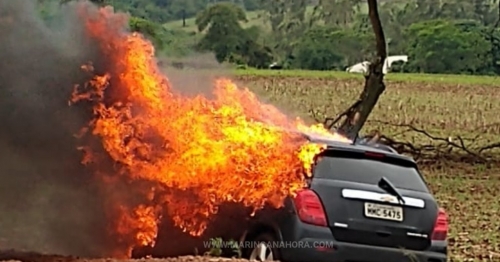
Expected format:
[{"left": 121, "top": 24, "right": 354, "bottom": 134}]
[
  {"left": 158, "top": 53, "right": 232, "bottom": 98},
  {"left": 0, "top": 0, "right": 113, "bottom": 257},
  {"left": 0, "top": 0, "right": 307, "bottom": 258}
]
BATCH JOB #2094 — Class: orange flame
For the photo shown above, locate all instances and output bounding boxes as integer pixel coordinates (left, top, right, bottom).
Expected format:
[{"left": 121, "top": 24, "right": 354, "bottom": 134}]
[{"left": 71, "top": 4, "right": 351, "bottom": 257}]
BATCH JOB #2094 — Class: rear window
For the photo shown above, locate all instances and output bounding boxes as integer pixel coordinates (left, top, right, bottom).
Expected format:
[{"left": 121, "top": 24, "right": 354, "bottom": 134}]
[{"left": 313, "top": 155, "right": 429, "bottom": 192}]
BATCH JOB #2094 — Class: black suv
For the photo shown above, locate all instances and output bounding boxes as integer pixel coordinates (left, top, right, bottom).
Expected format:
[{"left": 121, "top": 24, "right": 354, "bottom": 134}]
[{"left": 240, "top": 136, "right": 448, "bottom": 262}]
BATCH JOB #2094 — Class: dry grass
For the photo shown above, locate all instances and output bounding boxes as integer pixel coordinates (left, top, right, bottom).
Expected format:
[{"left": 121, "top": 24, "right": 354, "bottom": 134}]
[{"left": 234, "top": 72, "right": 500, "bottom": 262}]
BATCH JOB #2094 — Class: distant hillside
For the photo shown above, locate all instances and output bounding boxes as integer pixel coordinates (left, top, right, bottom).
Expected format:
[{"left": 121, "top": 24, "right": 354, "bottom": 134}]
[
  {"left": 163, "top": 3, "right": 372, "bottom": 33},
  {"left": 164, "top": 8, "right": 269, "bottom": 33}
]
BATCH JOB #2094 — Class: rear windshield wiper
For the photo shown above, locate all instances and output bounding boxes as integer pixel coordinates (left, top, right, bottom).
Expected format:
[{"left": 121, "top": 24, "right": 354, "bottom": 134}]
[{"left": 378, "top": 177, "right": 405, "bottom": 204}]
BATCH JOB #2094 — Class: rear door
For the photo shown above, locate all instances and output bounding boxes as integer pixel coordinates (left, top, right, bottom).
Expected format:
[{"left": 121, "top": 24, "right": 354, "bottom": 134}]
[{"left": 310, "top": 150, "right": 439, "bottom": 251}]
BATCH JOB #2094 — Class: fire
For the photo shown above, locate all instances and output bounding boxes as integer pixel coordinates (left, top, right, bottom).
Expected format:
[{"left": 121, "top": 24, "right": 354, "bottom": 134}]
[
  {"left": 297, "top": 143, "right": 327, "bottom": 177},
  {"left": 70, "top": 4, "right": 350, "bottom": 257}
]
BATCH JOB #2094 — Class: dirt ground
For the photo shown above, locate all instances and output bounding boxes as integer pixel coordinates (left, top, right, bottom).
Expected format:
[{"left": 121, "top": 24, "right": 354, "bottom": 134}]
[
  {"left": 0, "top": 250, "right": 268, "bottom": 262},
  {"left": 0, "top": 259, "right": 261, "bottom": 262}
]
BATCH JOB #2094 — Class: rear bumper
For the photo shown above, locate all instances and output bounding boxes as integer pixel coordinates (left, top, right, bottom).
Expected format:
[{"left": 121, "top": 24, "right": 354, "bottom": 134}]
[
  {"left": 281, "top": 238, "right": 447, "bottom": 262},
  {"left": 278, "top": 218, "right": 447, "bottom": 262}
]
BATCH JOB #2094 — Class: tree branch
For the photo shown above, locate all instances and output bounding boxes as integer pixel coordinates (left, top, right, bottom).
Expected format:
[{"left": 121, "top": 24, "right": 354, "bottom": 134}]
[
  {"left": 362, "top": 120, "right": 500, "bottom": 163},
  {"left": 309, "top": 99, "right": 362, "bottom": 130}
]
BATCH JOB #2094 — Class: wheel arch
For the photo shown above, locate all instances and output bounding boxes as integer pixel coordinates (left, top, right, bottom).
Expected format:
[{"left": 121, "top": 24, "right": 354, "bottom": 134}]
[{"left": 240, "top": 221, "right": 283, "bottom": 244}]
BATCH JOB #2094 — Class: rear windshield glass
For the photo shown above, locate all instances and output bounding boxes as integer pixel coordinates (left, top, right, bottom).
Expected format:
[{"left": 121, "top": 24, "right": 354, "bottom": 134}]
[{"left": 313, "top": 155, "right": 429, "bottom": 192}]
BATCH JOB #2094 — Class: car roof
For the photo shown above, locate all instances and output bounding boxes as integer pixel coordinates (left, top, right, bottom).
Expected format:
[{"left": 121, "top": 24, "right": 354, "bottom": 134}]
[{"left": 303, "top": 133, "right": 415, "bottom": 164}]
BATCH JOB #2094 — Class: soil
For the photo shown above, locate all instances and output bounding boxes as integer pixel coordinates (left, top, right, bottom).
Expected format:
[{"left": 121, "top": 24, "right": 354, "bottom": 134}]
[{"left": 0, "top": 250, "right": 273, "bottom": 262}]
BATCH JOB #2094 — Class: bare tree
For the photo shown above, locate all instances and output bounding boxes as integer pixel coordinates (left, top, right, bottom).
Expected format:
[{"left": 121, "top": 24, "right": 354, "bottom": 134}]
[
  {"left": 321, "top": 0, "right": 387, "bottom": 141},
  {"left": 314, "top": 0, "right": 500, "bottom": 163}
]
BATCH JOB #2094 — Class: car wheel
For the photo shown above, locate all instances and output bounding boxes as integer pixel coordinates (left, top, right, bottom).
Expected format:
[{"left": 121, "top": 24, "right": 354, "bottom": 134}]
[{"left": 248, "top": 233, "right": 281, "bottom": 261}]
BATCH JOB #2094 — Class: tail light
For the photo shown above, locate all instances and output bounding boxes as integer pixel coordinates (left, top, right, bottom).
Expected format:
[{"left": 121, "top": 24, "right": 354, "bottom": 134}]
[
  {"left": 293, "top": 189, "right": 327, "bottom": 227},
  {"left": 431, "top": 208, "right": 449, "bottom": 240}
]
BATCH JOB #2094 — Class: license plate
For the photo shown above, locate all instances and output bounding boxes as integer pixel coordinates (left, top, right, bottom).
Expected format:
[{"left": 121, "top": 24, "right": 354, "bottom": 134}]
[{"left": 364, "top": 202, "right": 403, "bottom": 222}]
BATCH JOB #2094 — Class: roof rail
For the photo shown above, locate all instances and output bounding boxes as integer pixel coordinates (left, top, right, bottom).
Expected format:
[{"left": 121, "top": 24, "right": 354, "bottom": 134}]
[
  {"left": 354, "top": 136, "right": 398, "bottom": 154},
  {"left": 368, "top": 143, "right": 398, "bottom": 154}
]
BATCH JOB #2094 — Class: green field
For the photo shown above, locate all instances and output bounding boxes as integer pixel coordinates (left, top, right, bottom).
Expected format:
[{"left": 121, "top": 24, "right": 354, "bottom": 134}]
[
  {"left": 234, "top": 69, "right": 500, "bottom": 85},
  {"left": 228, "top": 69, "right": 500, "bottom": 261}
]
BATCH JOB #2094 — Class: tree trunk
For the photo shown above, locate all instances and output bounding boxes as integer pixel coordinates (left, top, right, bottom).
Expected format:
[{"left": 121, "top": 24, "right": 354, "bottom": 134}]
[
  {"left": 337, "top": 0, "right": 387, "bottom": 141},
  {"left": 182, "top": 9, "right": 186, "bottom": 27}
]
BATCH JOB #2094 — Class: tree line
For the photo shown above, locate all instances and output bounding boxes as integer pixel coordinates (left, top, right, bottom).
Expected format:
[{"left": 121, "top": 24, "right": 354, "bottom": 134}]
[{"left": 45, "top": 0, "right": 500, "bottom": 75}]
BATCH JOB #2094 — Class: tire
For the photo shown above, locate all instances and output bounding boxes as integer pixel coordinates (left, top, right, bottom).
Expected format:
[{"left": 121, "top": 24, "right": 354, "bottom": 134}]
[
  {"left": 131, "top": 245, "right": 153, "bottom": 258},
  {"left": 246, "top": 232, "right": 281, "bottom": 261}
]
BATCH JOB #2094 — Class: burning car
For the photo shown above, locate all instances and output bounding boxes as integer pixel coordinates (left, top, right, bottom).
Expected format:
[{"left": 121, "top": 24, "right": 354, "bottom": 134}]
[{"left": 132, "top": 133, "right": 448, "bottom": 262}]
